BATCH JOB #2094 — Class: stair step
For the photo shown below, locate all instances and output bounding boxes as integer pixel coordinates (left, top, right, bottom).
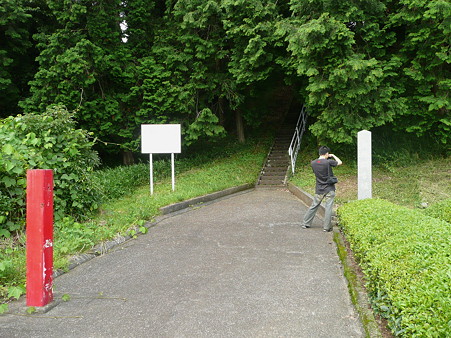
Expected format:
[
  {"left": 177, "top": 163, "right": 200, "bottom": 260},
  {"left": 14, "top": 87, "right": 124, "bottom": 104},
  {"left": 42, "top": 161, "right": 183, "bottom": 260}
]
[
  {"left": 256, "top": 185, "right": 287, "bottom": 189},
  {"left": 260, "top": 176, "right": 285, "bottom": 180},
  {"left": 267, "top": 156, "right": 289, "bottom": 160},
  {"left": 261, "top": 170, "right": 285, "bottom": 175},
  {"left": 267, "top": 158, "right": 288, "bottom": 162},
  {"left": 267, "top": 154, "right": 289, "bottom": 158},
  {"left": 261, "top": 173, "right": 286, "bottom": 178},
  {"left": 269, "top": 152, "right": 288, "bottom": 159},
  {"left": 264, "top": 166, "right": 289, "bottom": 170},
  {"left": 267, "top": 156, "right": 288, "bottom": 161},
  {"left": 268, "top": 158, "right": 288, "bottom": 162},
  {"left": 266, "top": 158, "right": 289, "bottom": 162},
  {"left": 258, "top": 180, "right": 285, "bottom": 185},
  {"left": 268, "top": 156, "right": 289, "bottom": 160},
  {"left": 264, "top": 165, "right": 289, "bottom": 169},
  {"left": 264, "top": 163, "right": 288, "bottom": 168},
  {"left": 262, "top": 168, "right": 287, "bottom": 173},
  {"left": 260, "top": 175, "right": 286, "bottom": 180},
  {"left": 266, "top": 159, "right": 290, "bottom": 167},
  {"left": 259, "top": 178, "right": 285, "bottom": 183}
]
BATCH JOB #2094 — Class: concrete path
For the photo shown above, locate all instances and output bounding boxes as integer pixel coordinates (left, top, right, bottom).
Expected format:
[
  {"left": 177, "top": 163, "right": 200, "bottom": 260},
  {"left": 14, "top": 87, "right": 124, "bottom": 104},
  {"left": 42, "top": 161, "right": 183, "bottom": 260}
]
[{"left": 0, "top": 188, "right": 363, "bottom": 337}]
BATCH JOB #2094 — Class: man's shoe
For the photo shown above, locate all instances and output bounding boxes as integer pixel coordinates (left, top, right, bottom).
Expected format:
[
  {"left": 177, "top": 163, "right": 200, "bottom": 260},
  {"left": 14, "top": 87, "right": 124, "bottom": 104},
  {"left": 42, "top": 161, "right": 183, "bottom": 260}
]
[
  {"left": 301, "top": 225, "right": 310, "bottom": 229},
  {"left": 323, "top": 228, "right": 332, "bottom": 232}
]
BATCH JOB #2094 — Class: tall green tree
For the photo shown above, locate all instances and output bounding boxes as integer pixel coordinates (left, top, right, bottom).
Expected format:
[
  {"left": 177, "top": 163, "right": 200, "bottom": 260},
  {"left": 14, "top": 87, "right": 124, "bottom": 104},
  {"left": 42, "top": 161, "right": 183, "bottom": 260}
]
[
  {"left": 0, "top": 0, "right": 52, "bottom": 116},
  {"left": 220, "top": 0, "right": 289, "bottom": 141},
  {"left": 128, "top": 0, "right": 288, "bottom": 144},
  {"left": 278, "top": 0, "right": 449, "bottom": 143},
  {"left": 129, "top": 0, "right": 228, "bottom": 144},
  {"left": 15, "top": 0, "right": 450, "bottom": 152},
  {"left": 388, "top": 0, "right": 450, "bottom": 143},
  {"left": 20, "top": 0, "right": 140, "bottom": 160}
]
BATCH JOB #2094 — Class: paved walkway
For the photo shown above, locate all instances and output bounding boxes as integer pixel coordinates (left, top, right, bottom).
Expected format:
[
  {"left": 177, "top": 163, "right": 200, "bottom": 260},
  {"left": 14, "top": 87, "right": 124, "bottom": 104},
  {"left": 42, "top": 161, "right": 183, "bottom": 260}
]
[{"left": 0, "top": 188, "right": 363, "bottom": 337}]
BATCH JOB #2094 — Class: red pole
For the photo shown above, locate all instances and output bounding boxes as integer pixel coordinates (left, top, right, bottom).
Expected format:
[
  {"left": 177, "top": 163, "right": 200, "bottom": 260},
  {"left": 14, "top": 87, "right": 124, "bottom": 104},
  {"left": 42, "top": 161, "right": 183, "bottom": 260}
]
[{"left": 26, "top": 169, "right": 54, "bottom": 307}]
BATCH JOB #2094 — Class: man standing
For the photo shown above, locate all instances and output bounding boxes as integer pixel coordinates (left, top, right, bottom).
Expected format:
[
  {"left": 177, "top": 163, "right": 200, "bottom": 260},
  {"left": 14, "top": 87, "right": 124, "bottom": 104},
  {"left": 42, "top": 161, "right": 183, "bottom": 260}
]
[{"left": 301, "top": 146, "right": 342, "bottom": 232}]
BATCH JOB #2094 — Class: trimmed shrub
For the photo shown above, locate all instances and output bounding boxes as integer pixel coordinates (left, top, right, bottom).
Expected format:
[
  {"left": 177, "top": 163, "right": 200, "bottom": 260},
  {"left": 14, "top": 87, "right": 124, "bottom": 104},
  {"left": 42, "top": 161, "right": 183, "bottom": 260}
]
[
  {"left": 423, "top": 198, "right": 451, "bottom": 224},
  {"left": 0, "top": 105, "right": 100, "bottom": 237},
  {"left": 338, "top": 199, "right": 451, "bottom": 337}
]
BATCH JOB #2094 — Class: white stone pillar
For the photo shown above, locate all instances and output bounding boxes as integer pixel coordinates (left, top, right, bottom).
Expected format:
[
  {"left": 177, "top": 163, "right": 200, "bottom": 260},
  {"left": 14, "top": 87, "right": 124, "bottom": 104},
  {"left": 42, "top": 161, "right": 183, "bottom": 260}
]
[{"left": 358, "top": 130, "right": 372, "bottom": 199}]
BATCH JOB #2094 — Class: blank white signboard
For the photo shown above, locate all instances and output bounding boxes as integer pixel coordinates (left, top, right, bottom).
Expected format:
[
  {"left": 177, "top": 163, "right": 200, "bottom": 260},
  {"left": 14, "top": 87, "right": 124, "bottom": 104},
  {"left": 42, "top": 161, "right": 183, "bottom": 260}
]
[
  {"left": 141, "top": 124, "right": 181, "bottom": 154},
  {"left": 141, "top": 124, "right": 181, "bottom": 194}
]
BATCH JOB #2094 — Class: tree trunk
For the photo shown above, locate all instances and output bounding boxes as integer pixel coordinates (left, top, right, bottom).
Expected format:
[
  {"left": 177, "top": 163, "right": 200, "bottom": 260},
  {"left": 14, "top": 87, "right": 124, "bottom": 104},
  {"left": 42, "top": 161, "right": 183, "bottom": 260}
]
[
  {"left": 217, "top": 97, "right": 225, "bottom": 127},
  {"left": 122, "top": 151, "right": 135, "bottom": 165},
  {"left": 235, "top": 109, "right": 245, "bottom": 143}
]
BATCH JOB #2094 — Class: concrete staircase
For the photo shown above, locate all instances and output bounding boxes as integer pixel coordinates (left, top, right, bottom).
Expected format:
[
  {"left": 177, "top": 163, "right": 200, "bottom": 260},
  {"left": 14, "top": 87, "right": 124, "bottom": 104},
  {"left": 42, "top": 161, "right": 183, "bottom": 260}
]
[{"left": 256, "top": 115, "right": 298, "bottom": 188}]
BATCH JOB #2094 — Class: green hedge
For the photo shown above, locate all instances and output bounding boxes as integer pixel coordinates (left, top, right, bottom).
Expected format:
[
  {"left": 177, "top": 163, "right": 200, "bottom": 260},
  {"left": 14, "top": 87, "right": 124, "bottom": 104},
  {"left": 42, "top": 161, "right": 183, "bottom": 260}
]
[
  {"left": 423, "top": 198, "right": 451, "bottom": 224},
  {"left": 338, "top": 199, "right": 451, "bottom": 337}
]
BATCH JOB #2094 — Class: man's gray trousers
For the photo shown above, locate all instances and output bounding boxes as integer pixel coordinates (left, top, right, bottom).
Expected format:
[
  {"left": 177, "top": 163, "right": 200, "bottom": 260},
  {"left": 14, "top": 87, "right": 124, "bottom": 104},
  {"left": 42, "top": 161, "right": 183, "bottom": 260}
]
[{"left": 302, "top": 190, "right": 335, "bottom": 231}]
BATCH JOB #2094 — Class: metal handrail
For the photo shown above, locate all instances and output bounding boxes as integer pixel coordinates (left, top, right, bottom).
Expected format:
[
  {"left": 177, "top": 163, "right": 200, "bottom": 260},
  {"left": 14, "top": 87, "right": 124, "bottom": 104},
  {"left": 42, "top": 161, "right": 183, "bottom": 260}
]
[{"left": 288, "top": 106, "right": 308, "bottom": 174}]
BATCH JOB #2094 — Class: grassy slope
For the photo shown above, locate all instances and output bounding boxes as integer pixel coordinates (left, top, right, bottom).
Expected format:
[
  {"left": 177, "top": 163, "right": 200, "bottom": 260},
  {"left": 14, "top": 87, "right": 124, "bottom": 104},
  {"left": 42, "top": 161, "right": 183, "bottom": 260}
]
[{"left": 290, "top": 152, "right": 450, "bottom": 209}]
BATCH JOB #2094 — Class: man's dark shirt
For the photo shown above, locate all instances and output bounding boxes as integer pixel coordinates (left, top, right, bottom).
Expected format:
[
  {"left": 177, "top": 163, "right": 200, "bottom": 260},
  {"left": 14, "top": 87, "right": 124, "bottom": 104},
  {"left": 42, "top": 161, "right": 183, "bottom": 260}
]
[{"left": 311, "top": 158, "right": 338, "bottom": 194}]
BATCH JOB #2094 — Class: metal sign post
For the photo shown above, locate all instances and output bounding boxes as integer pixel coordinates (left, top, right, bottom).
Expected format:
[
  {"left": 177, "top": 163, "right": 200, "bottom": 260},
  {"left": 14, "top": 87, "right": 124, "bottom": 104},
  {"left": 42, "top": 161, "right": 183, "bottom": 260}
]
[
  {"left": 171, "top": 153, "right": 175, "bottom": 192},
  {"left": 141, "top": 124, "right": 181, "bottom": 194},
  {"left": 149, "top": 153, "right": 153, "bottom": 195}
]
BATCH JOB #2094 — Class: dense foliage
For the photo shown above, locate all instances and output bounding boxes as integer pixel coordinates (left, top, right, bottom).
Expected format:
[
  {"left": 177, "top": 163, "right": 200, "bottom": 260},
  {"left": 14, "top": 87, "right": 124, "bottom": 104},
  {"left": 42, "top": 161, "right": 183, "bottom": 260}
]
[
  {"left": 0, "top": 0, "right": 448, "bottom": 154},
  {"left": 338, "top": 199, "right": 451, "bottom": 337},
  {"left": 279, "top": 0, "right": 450, "bottom": 143},
  {"left": 0, "top": 105, "right": 99, "bottom": 237}
]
